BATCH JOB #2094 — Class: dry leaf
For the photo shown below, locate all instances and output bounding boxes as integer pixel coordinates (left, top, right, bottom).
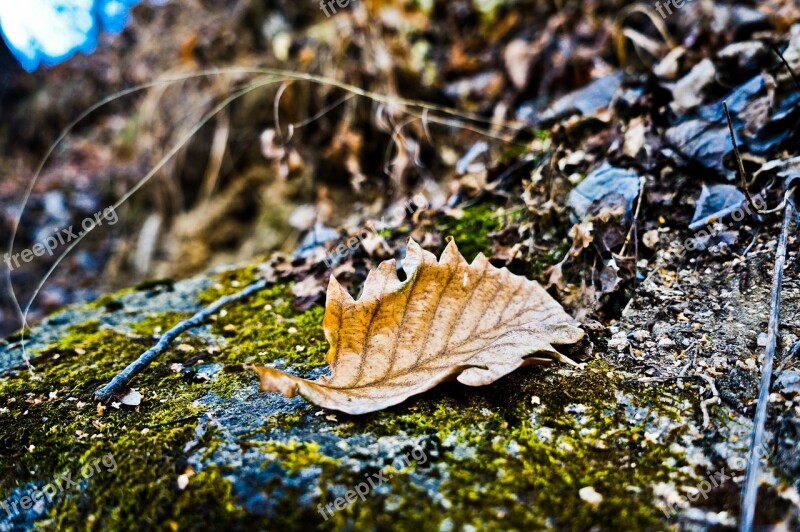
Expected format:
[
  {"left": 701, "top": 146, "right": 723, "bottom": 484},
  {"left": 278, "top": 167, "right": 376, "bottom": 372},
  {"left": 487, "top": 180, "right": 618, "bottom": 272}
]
[
  {"left": 249, "top": 238, "right": 583, "bottom": 414},
  {"left": 119, "top": 388, "right": 142, "bottom": 407}
]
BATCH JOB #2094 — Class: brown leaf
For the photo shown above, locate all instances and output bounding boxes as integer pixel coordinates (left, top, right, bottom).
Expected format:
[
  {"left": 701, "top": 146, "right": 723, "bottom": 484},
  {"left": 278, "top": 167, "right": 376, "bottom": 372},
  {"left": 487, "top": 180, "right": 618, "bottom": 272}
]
[{"left": 249, "top": 238, "right": 583, "bottom": 414}]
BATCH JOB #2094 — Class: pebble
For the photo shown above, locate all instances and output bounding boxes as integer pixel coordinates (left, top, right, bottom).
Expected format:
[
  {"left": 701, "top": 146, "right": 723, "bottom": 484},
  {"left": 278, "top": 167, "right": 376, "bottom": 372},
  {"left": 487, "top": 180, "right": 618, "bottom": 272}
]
[
  {"left": 608, "top": 338, "right": 630, "bottom": 351},
  {"left": 578, "top": 486, "right": 603, "bottom": 506}
]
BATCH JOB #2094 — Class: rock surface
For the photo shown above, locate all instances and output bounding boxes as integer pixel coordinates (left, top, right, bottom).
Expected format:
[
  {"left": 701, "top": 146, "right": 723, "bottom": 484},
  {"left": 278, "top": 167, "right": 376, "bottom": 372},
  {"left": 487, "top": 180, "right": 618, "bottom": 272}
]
[{"left": 1, "top": 213, "right": 799, "bottom": 530}]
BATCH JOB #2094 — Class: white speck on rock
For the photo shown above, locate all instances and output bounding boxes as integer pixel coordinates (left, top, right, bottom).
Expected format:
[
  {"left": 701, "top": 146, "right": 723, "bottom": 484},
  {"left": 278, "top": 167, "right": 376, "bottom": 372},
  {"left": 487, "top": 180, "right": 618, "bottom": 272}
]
[{"left": 579, "top": 486, "right": 603, "bottom": 506}]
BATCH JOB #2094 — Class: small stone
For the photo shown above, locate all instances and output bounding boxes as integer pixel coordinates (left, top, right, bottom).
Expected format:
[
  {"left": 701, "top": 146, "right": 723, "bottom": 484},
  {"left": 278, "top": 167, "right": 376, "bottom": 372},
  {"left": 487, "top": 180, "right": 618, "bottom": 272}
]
[
  {"left": 652, "top": 322, "right": 671, "bottom": 337},
  {"left": 757, "top": 333, "right": 768, "bottom": 347},
  {"left": 120, "top": 388, "right": 142, "bottom": 407},
  {"left": 608, "top": 337, "right": 630, "bottom": 351},
  {"left": 658, "top": 338, "right": 676, "bottom": 348},
  {"left": 642, "top": 230, "right": 659, "bottom": 249},
  {"left": 776, "top": 370, "right": 800, "bottom": 395},
  {"left": 579, "top": 486, "right": 603, "bottom": 506}
]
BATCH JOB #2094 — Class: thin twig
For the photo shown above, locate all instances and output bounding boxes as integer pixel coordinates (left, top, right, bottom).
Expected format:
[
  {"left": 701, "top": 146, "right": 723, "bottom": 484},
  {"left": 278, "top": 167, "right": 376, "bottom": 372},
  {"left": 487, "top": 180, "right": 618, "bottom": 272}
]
[
  {"left": 740, "top": 201, "right": 794, "bottom": 532},
  {"left": 771, "top": 43, "right": 800, "bottom": 90},
  {"left": 741, "top": 227, "right": 760, "bottom": 258},
  {"left": 723, "top": 102, "right": 785, "bottom": 216},
  {"left": 620, "top": 176, "right": 646, "bottom": 257},
  {"left": 95, "top": 278, "right": 269, "bottom": 402}
]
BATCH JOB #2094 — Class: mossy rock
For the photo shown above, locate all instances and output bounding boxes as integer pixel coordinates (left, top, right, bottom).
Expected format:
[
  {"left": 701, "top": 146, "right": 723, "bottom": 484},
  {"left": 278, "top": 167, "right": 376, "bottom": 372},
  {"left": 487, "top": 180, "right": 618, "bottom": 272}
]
[{"left": 0, "top": 240, "right": 773, "bottom": 530}]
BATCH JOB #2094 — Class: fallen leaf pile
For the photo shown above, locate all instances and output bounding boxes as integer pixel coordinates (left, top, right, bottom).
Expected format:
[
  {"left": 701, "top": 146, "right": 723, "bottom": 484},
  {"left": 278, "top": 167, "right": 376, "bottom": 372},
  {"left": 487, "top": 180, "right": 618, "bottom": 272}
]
[{"left": 249, "top": 238, "right": 584, "bottom": 414}]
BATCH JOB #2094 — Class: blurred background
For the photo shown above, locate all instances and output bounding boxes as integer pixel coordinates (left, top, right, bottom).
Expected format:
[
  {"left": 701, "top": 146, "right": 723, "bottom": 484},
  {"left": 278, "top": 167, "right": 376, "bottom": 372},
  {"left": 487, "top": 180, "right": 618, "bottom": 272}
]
[{"left": 1, "top": 0, "right": 797, "bottom": 337}]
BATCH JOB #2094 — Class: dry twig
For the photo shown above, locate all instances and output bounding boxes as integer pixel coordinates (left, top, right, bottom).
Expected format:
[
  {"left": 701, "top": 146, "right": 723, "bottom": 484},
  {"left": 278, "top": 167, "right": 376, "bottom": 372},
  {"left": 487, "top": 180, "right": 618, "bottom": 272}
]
[{"left": 95, "top": 278, "right": 270, "bottom": 402}]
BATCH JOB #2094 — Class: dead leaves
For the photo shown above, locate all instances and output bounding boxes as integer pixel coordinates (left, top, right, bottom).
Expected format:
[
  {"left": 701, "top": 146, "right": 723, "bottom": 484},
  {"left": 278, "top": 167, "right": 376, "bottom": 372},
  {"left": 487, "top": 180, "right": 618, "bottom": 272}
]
[{"left": 249, "top": 238, "right": 583, "bottom": 414}]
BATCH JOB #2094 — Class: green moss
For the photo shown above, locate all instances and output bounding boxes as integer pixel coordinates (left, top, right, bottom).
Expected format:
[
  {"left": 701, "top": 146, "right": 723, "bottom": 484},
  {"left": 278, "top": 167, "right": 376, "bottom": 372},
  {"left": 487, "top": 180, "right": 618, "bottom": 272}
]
[
  {"left": 0, "top": 244, "right": 704, "bottom": 530},
  {"left": 129, "top": 312, "right": 192, "bottom": 336},
  {"left": 251, "top": 440, "right": 340, "bottom": 473},
  {"left": 436, "top": 203, "right": 520, "bottom": 262},
  {"left": 0, "top": 279, "right": 312, "bottom": 530},
  {"left": 321, "top": 475, "right": 434, "bottom": 531},
  {"left": 169, "top": 466, "right": 257, "bottom": 529},
  {"left": 196, "top": 266, "right": 262, "bottom": 303},
  {"left": 88, "top": 290, "right": 132, "bottom": 312},
  {"left": 523, "top": 239, "right": 571, "bottom": 279},
  {"left": 198, "top": 279, "right": 328, "bottom": 375},
  {"left": 252, "top": 410, "right": 312, "bottom": 434},
  {"left": 0, "top": 317, "right": 235, "bottom": 530},
  {"left": 429, "top": 366, "right": 686, "bottom": 530},
  {"left": 328, "top": 361, "right": 693, "bottom": 529}
]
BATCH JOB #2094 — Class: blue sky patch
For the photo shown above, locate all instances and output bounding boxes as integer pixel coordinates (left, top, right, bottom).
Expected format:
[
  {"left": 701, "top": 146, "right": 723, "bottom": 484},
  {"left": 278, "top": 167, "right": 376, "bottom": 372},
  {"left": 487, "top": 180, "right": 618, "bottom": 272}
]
[{"left": 0, "top": 0, "right": 141, "bottom": 72}]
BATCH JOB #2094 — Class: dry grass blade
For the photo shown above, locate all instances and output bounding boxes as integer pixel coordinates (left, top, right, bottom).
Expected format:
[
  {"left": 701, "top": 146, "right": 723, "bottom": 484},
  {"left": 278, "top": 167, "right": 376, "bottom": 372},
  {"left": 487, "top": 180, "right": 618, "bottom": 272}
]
[{"left": 249, "top": 238, "right": 584, "bottom": 414}]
